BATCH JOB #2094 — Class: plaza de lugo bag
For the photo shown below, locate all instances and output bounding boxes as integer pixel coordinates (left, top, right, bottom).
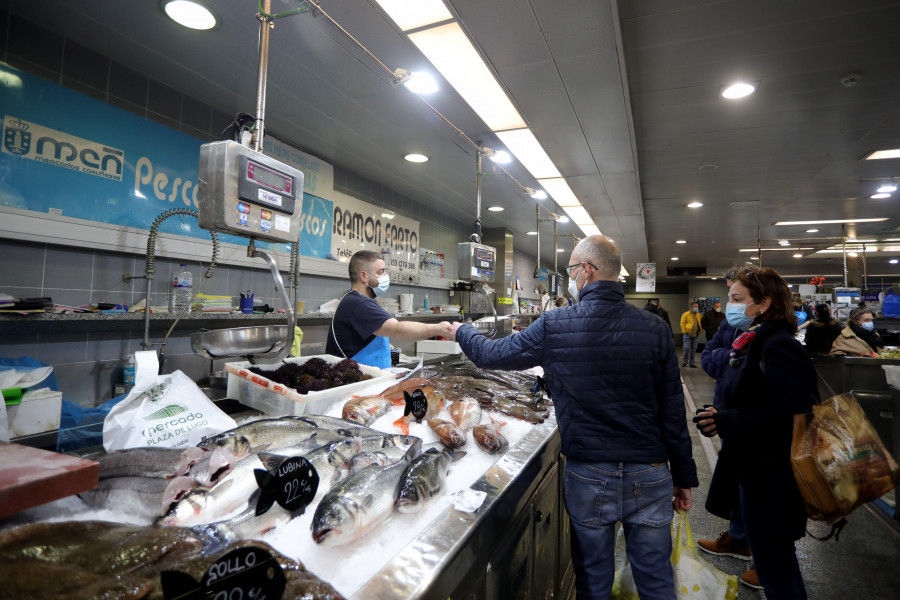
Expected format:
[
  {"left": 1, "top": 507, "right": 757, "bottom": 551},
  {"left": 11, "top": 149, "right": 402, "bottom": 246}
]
[{"left": 790, "top": 392, "right": 899, "bottom": 526}]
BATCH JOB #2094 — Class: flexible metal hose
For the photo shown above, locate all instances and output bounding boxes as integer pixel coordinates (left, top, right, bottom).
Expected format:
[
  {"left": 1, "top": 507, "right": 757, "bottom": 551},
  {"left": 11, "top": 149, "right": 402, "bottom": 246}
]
[{"left": 146, "top": 208, "right": 219, "bottom": 280}]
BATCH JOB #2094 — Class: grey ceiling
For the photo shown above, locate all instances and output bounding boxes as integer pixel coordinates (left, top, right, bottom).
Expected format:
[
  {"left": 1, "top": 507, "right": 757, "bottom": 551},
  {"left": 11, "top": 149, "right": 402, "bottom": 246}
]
[{"left": 4, "top": 0, "right": 900, "bottom": 282}]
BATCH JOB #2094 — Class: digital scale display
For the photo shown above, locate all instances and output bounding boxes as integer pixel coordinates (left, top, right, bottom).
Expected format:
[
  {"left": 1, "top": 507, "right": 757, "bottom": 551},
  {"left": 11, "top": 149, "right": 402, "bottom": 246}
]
[
  {"left": 247, "top": 161, "right": 292, "bottom": 194},
  {"left": 475, "top": 248, "right": 494, "bottom": 261}
]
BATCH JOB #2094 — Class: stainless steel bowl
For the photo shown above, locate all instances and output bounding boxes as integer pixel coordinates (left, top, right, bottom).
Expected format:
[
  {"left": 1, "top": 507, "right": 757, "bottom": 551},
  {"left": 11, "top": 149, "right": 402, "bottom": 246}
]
[{"left": 191, "top": 325, "right": 290, "bottom": 359}]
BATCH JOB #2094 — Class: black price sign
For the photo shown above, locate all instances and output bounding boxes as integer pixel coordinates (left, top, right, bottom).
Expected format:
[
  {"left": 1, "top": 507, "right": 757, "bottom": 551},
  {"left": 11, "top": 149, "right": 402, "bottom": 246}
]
[
  {"left": 403, "top": 389, "right": 428, "bottom": 421},
  {"left": 161, "top": 546, "right": 286, "bottom": 600},
  {"left": 253, "top": 456, "right": 319, "bottom": 516}
]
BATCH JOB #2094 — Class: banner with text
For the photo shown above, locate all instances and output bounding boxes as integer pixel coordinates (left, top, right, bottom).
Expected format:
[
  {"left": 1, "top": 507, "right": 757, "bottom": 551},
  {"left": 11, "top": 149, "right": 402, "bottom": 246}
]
[
  {"left": 0, "top": 64, "right": 333, "bottom": 259},
  {"left": 331, "top": 192, "right": 420, "bottom": 275}
]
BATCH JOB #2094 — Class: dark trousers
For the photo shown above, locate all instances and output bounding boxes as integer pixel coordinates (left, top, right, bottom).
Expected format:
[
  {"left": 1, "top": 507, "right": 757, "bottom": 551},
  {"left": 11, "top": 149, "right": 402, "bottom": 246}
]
[{"left": 739, "top": 483, "right": 807, "bottom": 599}]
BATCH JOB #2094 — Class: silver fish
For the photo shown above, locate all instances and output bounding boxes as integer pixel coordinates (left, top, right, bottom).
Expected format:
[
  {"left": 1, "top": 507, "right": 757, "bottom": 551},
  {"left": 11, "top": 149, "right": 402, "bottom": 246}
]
[
  {"left": 348, "top": 438, "right": 426, "bottom": 474},
  {"left": 192, "top": 500, "right": 293, "bottom": 546},
  {"left": 198, "top": 417, "right": 320, "bottom": 458},
  {"left": 311, "top": 459, "right": 410, "bottom": 547},
  {"left": 93, "top": 446, "right": 209, "bottom": 480},
  {"left": 79, "top": 475, "right": 198, "bottom": 520},
  {"left": 447, "top": 397, "right": 482, "bottom": 430},
  {"left": 297, "top": 414, "right": 384, "bottom": 436},
  {"left": 395, "top": 447, "right": 464, "bottom": 514}
]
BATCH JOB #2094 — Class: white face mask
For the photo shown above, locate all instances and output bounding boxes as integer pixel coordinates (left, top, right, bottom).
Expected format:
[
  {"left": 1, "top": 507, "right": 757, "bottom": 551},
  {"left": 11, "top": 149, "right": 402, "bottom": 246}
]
[
  {"left": 367, "top": 272, "right": 390, "bottom": 296},
  {"left": 567, "top": 266, "right": 581, "bottom": 301}
]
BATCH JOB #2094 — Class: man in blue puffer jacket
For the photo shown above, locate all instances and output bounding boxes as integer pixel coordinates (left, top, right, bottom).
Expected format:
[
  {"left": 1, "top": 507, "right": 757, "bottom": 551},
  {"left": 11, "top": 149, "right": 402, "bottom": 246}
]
[{"left": 450, "top": 235, "right": 698, "bottom": 600}]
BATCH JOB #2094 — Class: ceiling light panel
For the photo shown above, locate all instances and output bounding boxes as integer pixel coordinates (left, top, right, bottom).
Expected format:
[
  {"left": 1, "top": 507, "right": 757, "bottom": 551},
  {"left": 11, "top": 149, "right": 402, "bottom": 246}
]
[
  {"left": 496, "top": 129, "right": 560, "bottom": 179},
  {"left": 374, "top": 0, "right": 452, "bottom": 31},
  {"left": 864, "top": 148, "right": 900, "bottom": 160},
  {"left": 774, "top": 218, "right": 889, "bottom": 225},
  {"left": 580, "top": 224, "right": 602, "bottom": 236},
  {"left": 561, "top": 205, "right": 593, "bottom": 225},
  {"left": 409, "top": 23, "right": 526, "bottom": 132},
  {"left": 537, "top": 177, "right": 579, "bottom": 206}
]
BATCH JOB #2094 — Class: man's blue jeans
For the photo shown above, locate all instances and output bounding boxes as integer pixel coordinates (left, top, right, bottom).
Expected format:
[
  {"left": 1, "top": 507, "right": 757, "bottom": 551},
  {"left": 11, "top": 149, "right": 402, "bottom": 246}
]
[
  {"left": 564, "top": 460, "right": 675, "bottom": 600},
  {"left": 682, "top": 334, "right": 698, "bottom": 365}
]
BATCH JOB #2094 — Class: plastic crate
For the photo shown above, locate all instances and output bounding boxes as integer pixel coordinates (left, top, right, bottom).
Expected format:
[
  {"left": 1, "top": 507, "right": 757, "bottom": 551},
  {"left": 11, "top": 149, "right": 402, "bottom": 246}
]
[{"left": 224, "top": 355, "right": 395, "bottom": 417}]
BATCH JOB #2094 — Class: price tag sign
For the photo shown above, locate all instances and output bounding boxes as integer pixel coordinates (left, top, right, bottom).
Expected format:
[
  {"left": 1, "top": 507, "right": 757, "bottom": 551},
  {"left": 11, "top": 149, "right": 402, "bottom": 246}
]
[
  {"left": 161, "top": 546, "right": 286, "bottom": 600},
  {"left": 253, "top": 456, "right": 319, "bottom": 516},
  {"left": 403, "top": 389, "right": 428, "bottom": 421}
]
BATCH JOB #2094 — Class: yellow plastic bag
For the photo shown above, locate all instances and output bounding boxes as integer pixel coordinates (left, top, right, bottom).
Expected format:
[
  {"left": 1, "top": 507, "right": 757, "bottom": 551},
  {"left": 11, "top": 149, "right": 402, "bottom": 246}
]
[
  {"left": 671, "top": 511, "right": 739, "bottom": 600},
  {"left": 290, "top": 326, "right": 303, "bottom": 357}
]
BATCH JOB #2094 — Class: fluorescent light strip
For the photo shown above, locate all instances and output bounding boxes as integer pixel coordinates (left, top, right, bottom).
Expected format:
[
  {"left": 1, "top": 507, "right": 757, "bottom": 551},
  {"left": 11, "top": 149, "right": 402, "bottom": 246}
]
[
  {"left": 562, "top": 205, "right": 592, "bottom": 225},
  {"left": 538, "top": 177, "right": 579, "bottom": 206},
  {"left": 496, "top": 129, "right": 560, "bottom": 179},
  {"left": 373, "top": 0, "right": 452, "bottom": 31},
  {"left": 864, "top": 149, "right": 900, "bottom": 160},
  {"left": 773, "top": 218, "right": 889, "bottom": 225},
  {"left": 581, "top": 224, "right": 602, "bottom": 237},
  {"left": 738, "top": 248, "right": 814, "bottom": 252},
  {"left": 409, "top": 23, "right": 526, "bottom": 132}
]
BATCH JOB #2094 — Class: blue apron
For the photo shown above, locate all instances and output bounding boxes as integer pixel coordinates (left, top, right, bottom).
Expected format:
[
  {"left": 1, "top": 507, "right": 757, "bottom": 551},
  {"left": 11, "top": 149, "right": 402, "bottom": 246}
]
[{"left": 330, "top": 293, "right": 391, "bottom": 369}]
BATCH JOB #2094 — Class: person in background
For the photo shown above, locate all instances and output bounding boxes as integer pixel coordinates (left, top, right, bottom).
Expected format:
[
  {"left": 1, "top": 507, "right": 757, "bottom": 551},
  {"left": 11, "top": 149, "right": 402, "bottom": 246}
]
[
  {"left": 804, "top": 303, "right": 842, "bottom": 357},
  {"left": 694, "top": 267, "right": 816, "bottom": 599},
  {"left": 643, "top": 298, "right": 672, "bottom": 331},
  {"left": 326, "top": 250, "right": 452, "bottom": 368},
  {"left": 791, "top": 293, "right": 814, "bottom": 331},
  {"left": 830, "top": 307, "right": 884, "bottom": 356},
  {"left": 449, "top": 235, "right": 697, "bottom": 600},
  {"left": 701, "top": 301, "right": 725, "bottom": 344},
  {"left": 697, "top": 266, "right": 756, "bottom": 586},
  {"left": 555, "top": 296, "right": 569, "bottom": 308},
  {"left": 680, "top": 301, "right": 703, "bottom": 367}
]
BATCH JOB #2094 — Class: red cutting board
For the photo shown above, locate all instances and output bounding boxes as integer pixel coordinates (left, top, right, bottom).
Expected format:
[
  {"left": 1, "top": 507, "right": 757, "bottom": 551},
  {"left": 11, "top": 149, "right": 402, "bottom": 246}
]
[{"left": 0, "top": 441, "right": 99, "bottom": 519}]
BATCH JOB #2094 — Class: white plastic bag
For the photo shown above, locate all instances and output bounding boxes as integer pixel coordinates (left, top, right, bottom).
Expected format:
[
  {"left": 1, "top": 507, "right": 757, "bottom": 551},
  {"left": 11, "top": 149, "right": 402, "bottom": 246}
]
[
  {"left": 672, "top": 511, "right": 739, "bottom": 600},
  {"left": 103, "top": 351, "right": 236, "bottom": 451},
  {"left": 611, "top": 524, "right": 640, "bottom": 600}
]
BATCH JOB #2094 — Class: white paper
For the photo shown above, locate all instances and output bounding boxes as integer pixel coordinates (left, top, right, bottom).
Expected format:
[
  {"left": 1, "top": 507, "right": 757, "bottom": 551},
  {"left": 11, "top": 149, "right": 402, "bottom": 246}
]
[{"left": 134, "top": 350, "right": 159, "bottom": 385}]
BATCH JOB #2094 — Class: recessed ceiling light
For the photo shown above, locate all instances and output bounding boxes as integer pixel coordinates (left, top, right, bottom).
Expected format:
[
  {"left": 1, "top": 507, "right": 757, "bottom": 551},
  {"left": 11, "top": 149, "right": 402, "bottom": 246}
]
[
  {"left": 487, "top": 150, "right": 511, "bottom": 164},
  {"left": 711, "top": 277, "right": 718, "bottom": 280},
  {"left": 848, "top": 252, "right": 859, "bottom": 257},
  {"left": 877, "top": 184, "right": 897, "bottom": 193},
  {"left": 871, "top": 193, "right": 891, "bottom": 199},
  {"left": 163, "top": 0, "right": 218, "bottom": 30},
  {"left": 721, "top": 82, "right": 756, "bottom": 99},
  {"left": 671, "top": 257, "right": 679, "bottom": 261},
  {"left": 401, "top": 71, "right": 439, "bottom": 95},
  {"left": 374, "top": 0, "right": 453, "bottom": 31},
  {"left": 750, "top": 256, "right": 759, "bottom": 260},
  {"left": 890, "top": 259, "right": 898, "bottom": 264},
  {"left": 779, "top": 240, "right": 790, "bottom": 246},
  {"left": 793, "top": 253, "right": 803, "bottom": 258},
  {"left": 556, "top": 248, "right": 565, "bottom": 253},
  {"left": 787, "top": 284, "right": 794, "bottom": 288},
  {"left": 687, "top": 201, "right": 703, "bottom": 208},
  {"left": 556, "top": 215, "right": 570, "bottom": 223},
  {"left": 805, "top": 228, "right": 819, "bottom": 233},
  {"left": 774, "top": 218, "right": 888, "bottom": 225},
  {"left": 487, "top": 206, "right": 504, "bottom": 212},
  {"left": 526, "top": 231, "right": 538, "bottom": 236},
  {"left": 698, "top": 164, "right": 718, "bottom": 171},
  {"left": 404, "top": 153, "right": 429, "bottom": 163},
  {"left": 530, "top": 190, "right": 548, "bottom": 200},
  {"left": 864, "top": 148, "right": 900, "bottom": 160},
  {"left": 676, "top": 240, "right": 687, "bottom": 244}
]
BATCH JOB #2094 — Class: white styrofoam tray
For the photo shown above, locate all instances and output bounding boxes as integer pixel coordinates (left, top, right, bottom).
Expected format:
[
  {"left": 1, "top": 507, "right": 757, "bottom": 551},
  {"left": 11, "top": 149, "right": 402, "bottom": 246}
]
[
  {"left": 416, "top": 340, "right": 461, "bottom": 355},
  {"left": 224, "top": 355, "right": 396, "bottom": 416},
  {"left": 7, "top": 389, "right": 62, "bottom": 438}
]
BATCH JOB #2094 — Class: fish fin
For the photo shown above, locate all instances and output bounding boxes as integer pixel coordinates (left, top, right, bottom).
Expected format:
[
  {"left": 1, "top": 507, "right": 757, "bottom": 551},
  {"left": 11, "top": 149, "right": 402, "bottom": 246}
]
[
  {"left": 257, "top": 453, "right": 287, "bottom": 473},
  {"left": 393, "top": 415, "right": 411, "bottom": 435},
  {"left": 446, "top": 449, "right": 467, "bottom": 462},
  {"left": 160, "top": 570, "right": 201, "bottom": 597},
  {"left": 388, "top": 395, "right": 405, "bottom": 406},
  {"left": 254, "top": 487, "right": 277, "bottom": 516},
  {"left": 489, "top": 415, "right": 507, "bottom": 427},
  {"left": 254, "top": 467, "right": 275, "bottom": 489}
]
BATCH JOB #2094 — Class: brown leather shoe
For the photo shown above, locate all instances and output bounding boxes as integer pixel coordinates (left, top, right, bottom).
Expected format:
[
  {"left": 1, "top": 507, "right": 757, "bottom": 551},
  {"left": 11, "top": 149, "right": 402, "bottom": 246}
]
[
  {"left": 740, "top": 564, "right": 762, "bottom": 590},
  {"left": 697, "top": 531, "right": 752, "bottom": 559}
]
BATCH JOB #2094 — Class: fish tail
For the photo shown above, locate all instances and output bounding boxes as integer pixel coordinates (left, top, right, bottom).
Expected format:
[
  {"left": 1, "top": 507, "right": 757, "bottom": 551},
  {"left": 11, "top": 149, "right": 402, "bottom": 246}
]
[{"left": 393, "top": 415, "right": 411, "bottom": 435}]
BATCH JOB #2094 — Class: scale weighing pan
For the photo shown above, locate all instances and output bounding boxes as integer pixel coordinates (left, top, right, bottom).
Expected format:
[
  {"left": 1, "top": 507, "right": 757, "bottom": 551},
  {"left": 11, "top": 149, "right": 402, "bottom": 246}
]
[{"left": 191, "top": 325, "right": 289, "bottom": 360}]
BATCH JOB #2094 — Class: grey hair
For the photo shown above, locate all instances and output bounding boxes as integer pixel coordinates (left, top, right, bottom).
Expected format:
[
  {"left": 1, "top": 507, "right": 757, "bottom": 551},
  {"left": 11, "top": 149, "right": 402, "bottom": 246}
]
[
  {"left": 725, "top": 263, "right": 758, "bottom": 282},
  {"left": 573, "top": 235, "right": 621, "bottom": 279},
  {"left": 849, "top": 307, "right": 873, "bottom": 323}
]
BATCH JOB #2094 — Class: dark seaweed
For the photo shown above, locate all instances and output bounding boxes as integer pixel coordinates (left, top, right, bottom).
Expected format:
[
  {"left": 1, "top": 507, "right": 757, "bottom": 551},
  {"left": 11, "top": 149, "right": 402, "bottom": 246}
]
[{"left": 247, "top": 358, "right": 372, "bottom": 395}]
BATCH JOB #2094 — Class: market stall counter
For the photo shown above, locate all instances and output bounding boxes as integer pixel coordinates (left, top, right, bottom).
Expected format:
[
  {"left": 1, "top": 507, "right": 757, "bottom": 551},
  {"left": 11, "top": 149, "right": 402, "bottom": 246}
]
[{"left": 0, "top": 357, "right": 572, "bottom": 600}]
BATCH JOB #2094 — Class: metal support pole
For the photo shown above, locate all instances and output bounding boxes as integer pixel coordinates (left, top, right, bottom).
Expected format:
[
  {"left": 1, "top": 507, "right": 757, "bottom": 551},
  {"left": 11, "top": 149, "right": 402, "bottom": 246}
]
[
  {"left": 842, "top": 225, "right": 848, "bottom": 287},
  {"left": 553, "top": 219, "right": 558, "bottom": 274},
  {"left": 535, "top": 204, "right": 541, "bottom": 276},
  {"left": 253, "top": 0, "right": 273, "bottom": 152}
]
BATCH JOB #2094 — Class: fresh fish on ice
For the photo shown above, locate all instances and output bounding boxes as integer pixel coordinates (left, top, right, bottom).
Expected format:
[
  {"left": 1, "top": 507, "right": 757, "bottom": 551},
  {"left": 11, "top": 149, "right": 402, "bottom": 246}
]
[
  {"left": 426, "top": 418, "right": 467, "bottom": 450},
  {"left": 78, "top": 476, "right": 199, "bottom": 520},
  {"left": 341, "top": 395, "right": 393, "bottom": 426},
  {"left": 395, "top": 447, "right": 465, "bottom": 514},
  {"left": 447, "top": 397, "right": 482, "bottom": 430}
]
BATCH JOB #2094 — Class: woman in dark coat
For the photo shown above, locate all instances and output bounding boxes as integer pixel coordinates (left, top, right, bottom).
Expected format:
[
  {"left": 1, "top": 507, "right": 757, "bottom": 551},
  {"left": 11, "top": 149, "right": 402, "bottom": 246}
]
[
  {"left": 804, "top": 303, "right": 842, "bottom": 357},
  {"left": 695, "top": 268, "right": 816, "bottom": 599}
]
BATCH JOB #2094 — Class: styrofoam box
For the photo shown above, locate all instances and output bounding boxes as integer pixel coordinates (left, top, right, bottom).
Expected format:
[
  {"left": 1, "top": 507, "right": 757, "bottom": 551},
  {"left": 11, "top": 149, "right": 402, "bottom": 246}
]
[
  {"left": 416, "top": 340, "right": 461, "bottom": 355},
  {"left": 224, "top": 355, "right": 395, "bottom": 417},
  {"left": 7, "top": 389, "right": 63, "bottom": 438},
  {"left": 884, "top": 365, "right": 900, "bottom": 390}
]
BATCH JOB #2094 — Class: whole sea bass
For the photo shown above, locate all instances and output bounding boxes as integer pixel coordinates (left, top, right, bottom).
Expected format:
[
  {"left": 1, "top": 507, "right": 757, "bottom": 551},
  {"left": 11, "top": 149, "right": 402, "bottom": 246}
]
[
  {"left": 78, "top": 476, "right": 199, "bottom": 520},
  {"left": 311, "top": 458, "right": 410, "bottom": 547},
  {"left": 394, "top": 447, "right": 464, "bottom": 514},
  {"left": 198, "top": 416, "right": 321, "bottom": 458}
]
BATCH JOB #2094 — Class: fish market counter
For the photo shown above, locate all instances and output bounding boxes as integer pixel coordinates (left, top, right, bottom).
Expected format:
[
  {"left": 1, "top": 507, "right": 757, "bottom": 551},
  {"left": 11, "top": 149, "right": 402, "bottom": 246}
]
[{"left": 350, "top": 415, "right": 568, "bottom": 600}]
